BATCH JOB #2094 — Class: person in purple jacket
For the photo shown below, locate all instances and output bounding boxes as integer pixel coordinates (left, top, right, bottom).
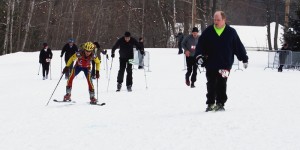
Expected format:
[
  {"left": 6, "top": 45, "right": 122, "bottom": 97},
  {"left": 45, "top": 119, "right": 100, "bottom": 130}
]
[{"left": 195, "top": 11, "right": 249, "bottom": 112}]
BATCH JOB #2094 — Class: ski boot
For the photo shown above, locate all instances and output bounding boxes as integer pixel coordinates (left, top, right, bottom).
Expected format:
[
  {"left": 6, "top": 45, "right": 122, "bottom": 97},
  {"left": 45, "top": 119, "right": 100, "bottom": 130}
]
[
  {"left": 191, "top": 82, "right": 195, "bottom": 88},
  {"left": 185, "top": 80, "right": 190, "bottom": 86},
  {"left": 90, "top": 97, "right": 98, "bottom": 105},
  {"left": 214, "top": 103, "right": 225, "bottom": 111},
  {"left": 127, "top": 85, "right": 132, "bottom": 92},
  {"left": 63, "top": 93, "right": 71, "bottom": 102},
  {"left": 205, "top": 104, "right": 215, "bottom": 112},
  {"left": 116, "top": 83, "right": 122, "bottom": 92}
]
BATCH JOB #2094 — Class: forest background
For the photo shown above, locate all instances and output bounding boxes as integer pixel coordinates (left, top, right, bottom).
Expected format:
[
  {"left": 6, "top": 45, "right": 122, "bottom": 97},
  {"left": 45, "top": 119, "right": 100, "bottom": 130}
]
[{"left": 0, "top": 0, "right": 298, "bottom": 55}]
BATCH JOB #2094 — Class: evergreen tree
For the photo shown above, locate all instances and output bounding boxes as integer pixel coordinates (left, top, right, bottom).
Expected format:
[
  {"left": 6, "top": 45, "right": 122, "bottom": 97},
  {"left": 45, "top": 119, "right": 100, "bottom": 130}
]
[{"left": 284, "top": 3, "right": 300, "bottom": 51}]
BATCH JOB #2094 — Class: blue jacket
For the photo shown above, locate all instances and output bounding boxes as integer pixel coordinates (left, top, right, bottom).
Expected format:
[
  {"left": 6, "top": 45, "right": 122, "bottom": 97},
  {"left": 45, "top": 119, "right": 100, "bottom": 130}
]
[{"left": 195, "top": 24, "right": 248, "bottom": 70}]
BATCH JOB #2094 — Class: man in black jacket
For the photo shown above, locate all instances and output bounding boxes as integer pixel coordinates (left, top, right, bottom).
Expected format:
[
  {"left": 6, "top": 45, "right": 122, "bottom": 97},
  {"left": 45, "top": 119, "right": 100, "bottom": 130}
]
[
  {"left": 60, "top": 38, "right": 78, "bottom": 79},
  {"left": 111, "top": 32, "right": 144, "bottom": 92},
  {"left": 195, "top": 11, "right": 249, "bottom": 112}
]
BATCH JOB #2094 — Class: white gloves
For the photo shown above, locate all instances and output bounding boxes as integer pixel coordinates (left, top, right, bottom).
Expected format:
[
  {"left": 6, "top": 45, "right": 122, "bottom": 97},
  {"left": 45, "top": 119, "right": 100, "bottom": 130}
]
[
  {"left": 196, "top": 55, "right": 204, "bottom": 65},
  {"left": 219, "top": 69, "right": 230, "bottom": 78}
]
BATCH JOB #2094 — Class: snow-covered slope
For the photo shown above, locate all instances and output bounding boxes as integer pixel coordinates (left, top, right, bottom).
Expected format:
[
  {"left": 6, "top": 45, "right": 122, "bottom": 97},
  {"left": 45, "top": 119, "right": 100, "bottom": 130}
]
[{"left": 0, "top": 49, "right": 299, "bottom": 150}]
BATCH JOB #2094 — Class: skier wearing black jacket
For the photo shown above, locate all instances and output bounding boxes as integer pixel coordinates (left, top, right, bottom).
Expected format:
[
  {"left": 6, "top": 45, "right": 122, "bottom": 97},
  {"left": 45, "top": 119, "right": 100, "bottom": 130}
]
[
  {"left": 39, "top": 43, "right": 53, "bottom": 80},
  {"left": 111, "top": 32, "right": 144, "bottom": 92},
  {"left": 60, "top": 38, "right": 78, "bottom": 79},
  {"left": 195, "top": 11, "right": 249, "bottom": 112}
]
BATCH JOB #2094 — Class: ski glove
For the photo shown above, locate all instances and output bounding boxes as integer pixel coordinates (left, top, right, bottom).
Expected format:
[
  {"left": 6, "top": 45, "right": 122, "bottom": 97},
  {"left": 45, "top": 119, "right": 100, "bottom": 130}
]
[
  {"left": 196, "top": 55, "right": 204, "bottom": 65},
  {"left": 243, "top": 63, "right": 248, "bottom": 69},
  {"left": 96, "top": 70, "right": 100, "bottom": 79},
  {"left": 62, "top": 66, "right": 69, "bottom": 74},
  {"left": 102, "top": 49, "right": 107, "bottom": 55},
  {"left": 111, "top": 53, "right": 115, "bottom": 58},
  {"left": 219, "top": 69, "right": 230, "bottom": 78},
  {"left": 140, "top": 50, "right": 145, "bottom": 56}
]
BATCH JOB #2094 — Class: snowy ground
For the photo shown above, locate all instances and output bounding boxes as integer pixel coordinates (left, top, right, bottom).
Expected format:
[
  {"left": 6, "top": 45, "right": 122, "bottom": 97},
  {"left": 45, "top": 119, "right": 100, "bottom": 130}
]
[{"left": 0, "top": 48, "right": 299, "bottom": 150}]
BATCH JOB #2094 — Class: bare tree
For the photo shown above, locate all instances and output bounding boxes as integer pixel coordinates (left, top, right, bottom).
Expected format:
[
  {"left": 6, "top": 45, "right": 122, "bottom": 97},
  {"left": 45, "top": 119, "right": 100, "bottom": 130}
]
[
  {"left": 266, "top": 0, "right": 272, "bottom": 50},
  {"left": 273, "top": 0, "right": 279, "bottom": 50},
  {"left": 21, "top": 0, "right": 35, "bottom": 52},
  {"left": 44, "top": 0, "right": 53, "bottom": 42},
  {"left": 3, "top": 0, "right": 11, "bottom": 55}
]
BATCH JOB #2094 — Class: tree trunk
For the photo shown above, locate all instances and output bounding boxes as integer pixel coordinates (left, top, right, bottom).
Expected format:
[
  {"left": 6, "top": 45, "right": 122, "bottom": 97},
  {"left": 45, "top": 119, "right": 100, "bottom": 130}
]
[
  {"left": 16, "top": 1, "right": 26, "bottom": 52},
  {"left": 192, "top": 0, "right": 196, "bottom": 27},
  {"left": 284, "top": 0, "right": 290, "bottom": 31},
  {"left": 3, "top": 0, "right": 11, "bottom": 55},
  {"left": 141, "top": 0, "right": 146, "bottom": 38},
  {"left": 71, "top": 0, "right": 79, "bottom": 38},
  {"left": 9, "top": 0, "right": 15, "bottom": 54},
  {"left": 274, "top": 0, "right": 279, "bottom": 50},
  {"left": 44, "top": 0, "right": 53, "bottom": 42},
  {"left": 21, "top": 0, "right": 35, "bottom": 52},
  {"left": 266, "top": 0, "right": 272, "bottom": 50},
  {"left": 183, "top": 1, "right": 190, "bottom": 35},
  {"left": 157, "top": 0, "right": 168, "bottom": 47},
  {"left": 212, "top": 0, "right": 217, "bottom": 17},
  {"left": 127, "top": 0, "right": 132, "bottom": 31}
]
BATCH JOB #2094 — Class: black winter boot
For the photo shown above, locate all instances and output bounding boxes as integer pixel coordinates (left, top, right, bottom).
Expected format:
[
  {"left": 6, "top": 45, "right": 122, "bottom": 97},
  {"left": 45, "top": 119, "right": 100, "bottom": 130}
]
[
  {"left": 116, "top": 83, "right": 122, "bottom": 92},
  {"left": 214, "top": 103, "right": 225, "bottom": 111},
  {"left": 205, "top": 104, "right": 215, "bottom": 112},
  {"left": 191, "top": 82, "right": 195, "bottom": 88},
  {"left": 127, "top": 85, "right": 132, "bottom": 92}
]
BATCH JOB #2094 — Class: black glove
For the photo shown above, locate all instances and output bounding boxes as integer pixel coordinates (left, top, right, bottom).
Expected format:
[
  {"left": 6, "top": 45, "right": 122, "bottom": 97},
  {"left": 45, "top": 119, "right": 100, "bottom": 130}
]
[
  {"left": 140, "top": 50, "right": 145, "bottom": 56},
  {"left": 111, "top": 53, "right": 115, "bottom": 58},
  {"left": 60, "top": 54, "right": 63, "bottom": 57},
  {"left": 39, "top": 60, "right": 42, "bottom": 63},
  {"left": 62, "top": 66, "right": 69, "bottom": 74},
  {"left": 96, "top": 70, "right": 100, "bottom": 79},
  {"left": 102, "top": 49, "right": 107, "bottom": 55}
]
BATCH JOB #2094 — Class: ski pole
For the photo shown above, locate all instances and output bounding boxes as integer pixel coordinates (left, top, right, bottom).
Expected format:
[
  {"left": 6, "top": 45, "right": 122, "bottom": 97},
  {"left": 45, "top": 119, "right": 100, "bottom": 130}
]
[
  {"left": 38, "top": 63, "right": 41, "bottom": 75},
  {"left": 106, "top": 58, "right": 114, "bottom": 92},
  {"left": 50, "top": 62, "right": 52, "bottom": 80},
  {"left": 142, "top": 55, "right": 148, "bottom": 89},
  {"left": 45, "top": 73, "right": 64, "bottom": 106},
  {"left": 97, "top": 78, "right": 99, "bottom": 100},
  {"left": 60, "top": 57, "right": 62, "bottom": 73},
  {"left": 197, "top": 65, "right": 202, "bottom": 74},
  {"left": 106, "top": 54, "right": 108, "bottom": 79}
]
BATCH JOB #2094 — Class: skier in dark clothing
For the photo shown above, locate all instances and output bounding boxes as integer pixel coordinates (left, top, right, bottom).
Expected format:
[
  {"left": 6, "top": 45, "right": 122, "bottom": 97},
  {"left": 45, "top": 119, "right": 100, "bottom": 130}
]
[
  {"left": 137, "top": 37, "right": 145, "bottom": 69},
  {"left": 111, "top": 32, "right": 144, "bottom": 92},
  {"left": 195, "top": 11, "right": 249, "bottom": 112},
  {"left": 182, "top": 27, "right": 199, "bottom": 88},
  {"left": 176, "top": 29, "right": 184, "bottom": 54},
  {"left": 60, "top": 38, "right": 78, "bottom": 79},
  {"left": 278, "top": 43, "right": 290, "bottom": 72},
  {"left": 39, "top": 43, "right": 53, "bottom": 80}
]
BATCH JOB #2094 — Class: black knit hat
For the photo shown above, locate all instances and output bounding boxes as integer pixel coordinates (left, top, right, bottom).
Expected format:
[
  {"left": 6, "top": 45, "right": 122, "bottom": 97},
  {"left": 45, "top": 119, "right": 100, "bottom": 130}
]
[
  {"left": 93, "top": 42, "right": 100, "bottom": 48},
  {"left": 43, "top": 43, "right": 48, "bottom": 47},
  {"left": 124, "top": 32, "right": 131, "bottom": 37},
  {"left": 192, "top": 27, "right": 199, "bottom": 32}
]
